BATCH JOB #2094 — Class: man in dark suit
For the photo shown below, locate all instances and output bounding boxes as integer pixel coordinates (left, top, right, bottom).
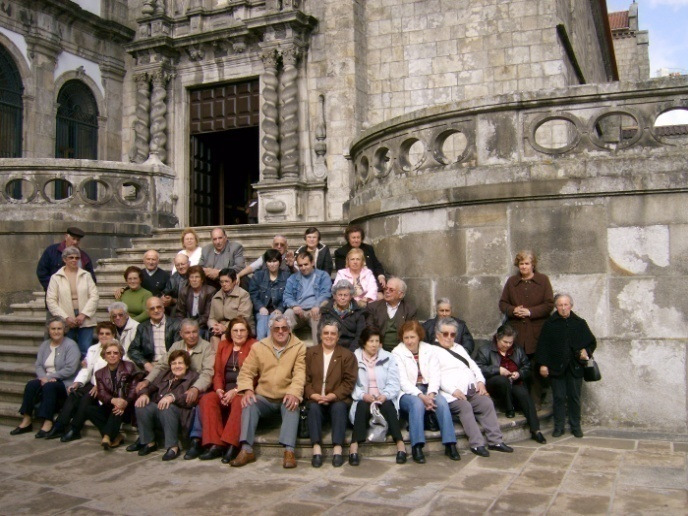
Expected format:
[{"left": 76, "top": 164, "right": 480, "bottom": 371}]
[
  {"left": 127, "top": 297, "right": 181, "bottom": 372},
  {"left": 141, "top": 249, "right": 170, "bottom": 297},
  {"left": 199, "top": 227, "right": 245, "bottom": 289},
  {"left": 365, "top": 277, "right": 417, "bottom": 352}
]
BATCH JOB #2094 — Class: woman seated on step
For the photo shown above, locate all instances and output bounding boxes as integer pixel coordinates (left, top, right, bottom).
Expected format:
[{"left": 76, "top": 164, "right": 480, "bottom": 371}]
[
  {"left": 333, "top": 248, "right": 378, "bottom": 308},
  {"left": 173, "top": 228, "right": 202, "bottom": 274},
  {"left": 11, "top": 317, "right": 80, "bottom": 438},
  {"left": 119, "top": 266, "right": 153, "bottom": 324},
  {"left": 175, "top": 265, "right": 216, "bottom": 340}
]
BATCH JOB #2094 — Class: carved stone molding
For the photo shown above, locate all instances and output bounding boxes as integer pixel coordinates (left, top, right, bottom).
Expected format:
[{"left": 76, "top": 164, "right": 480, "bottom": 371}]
[
  {"left": 149, "top": 68, "right": 173, "bottom": 164},
  {"left": 131, "top": 73, "right": 151, "bottom": 163},
  {"left": 260, "top": 49, "right": 280, "bottom": 180}
]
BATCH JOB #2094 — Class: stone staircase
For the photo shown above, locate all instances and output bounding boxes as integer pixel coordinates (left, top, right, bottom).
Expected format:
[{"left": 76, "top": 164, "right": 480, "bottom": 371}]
[{"left": 0, "top": 220, "right": 551, "bottom": 450}]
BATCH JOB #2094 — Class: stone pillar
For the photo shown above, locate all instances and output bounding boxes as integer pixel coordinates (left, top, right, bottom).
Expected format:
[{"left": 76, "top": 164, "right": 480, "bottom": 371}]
[
  {"left": 149, "top": 69, "right": 171, "bottom": 164},
  {"left": 279, "top": 45, "right": 301, "bottom": 179},
  {"left": 261, "top": 50, "right": 280, "bottom": 180},
  {"left": 313, "top": 93, "right": 328, "bottom": 179},
  {"left": 131, "top": 72, "right": 151, "bottom": 163}
]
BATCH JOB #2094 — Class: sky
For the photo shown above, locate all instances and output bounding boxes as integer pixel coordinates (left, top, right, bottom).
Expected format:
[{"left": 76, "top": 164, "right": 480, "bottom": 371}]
[{"left": 606, "top": 0, "right": 688, "bottom": 76}]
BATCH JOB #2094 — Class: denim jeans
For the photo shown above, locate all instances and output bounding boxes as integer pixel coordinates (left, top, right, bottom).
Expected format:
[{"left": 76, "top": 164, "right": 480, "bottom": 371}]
[
  {"left": 399, "top": 384, "right": 456, "bottom": 447},
  {"left": 67, "top": 326, "right": 95, "bottom": 358},
  {"left": 256, "top": 313, "right": 270, "bottom": 340}
]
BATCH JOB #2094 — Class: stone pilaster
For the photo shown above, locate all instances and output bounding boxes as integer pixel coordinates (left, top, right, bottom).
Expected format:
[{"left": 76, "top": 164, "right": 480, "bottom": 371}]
[
  {"left": 131, "top": 72, "right": 151, "bottom": 163},
  {"left": 279, "top": 45, "right": 302, "bottom": 179},
  {"left": 260, "top": 49, "right": 280, "bottom": 180},
  {"left": 148, "top": 68, "right": 172, "bottom": 164}
]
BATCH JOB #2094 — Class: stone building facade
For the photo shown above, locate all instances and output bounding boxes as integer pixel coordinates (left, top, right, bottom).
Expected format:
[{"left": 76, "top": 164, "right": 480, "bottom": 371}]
[{"left": 609, "top": 2, "right": 650, "bottom": 81}]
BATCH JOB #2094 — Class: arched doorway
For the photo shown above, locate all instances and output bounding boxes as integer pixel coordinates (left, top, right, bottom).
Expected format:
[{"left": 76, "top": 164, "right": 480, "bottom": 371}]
[{"left": 0, "top": 44, "right": 23, "bottom": 158}]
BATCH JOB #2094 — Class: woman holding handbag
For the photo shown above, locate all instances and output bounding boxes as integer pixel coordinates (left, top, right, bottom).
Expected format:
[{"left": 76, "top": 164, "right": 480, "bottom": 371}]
[
  {"left": 348, "top": 326, "right": 407, "bottom": 465},
  {"left": 536, "top": 293, "right": 597, "bottom": 438}
]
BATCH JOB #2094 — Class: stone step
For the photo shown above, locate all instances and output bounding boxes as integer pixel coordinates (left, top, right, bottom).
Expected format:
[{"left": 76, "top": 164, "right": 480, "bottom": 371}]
[
  {"left": 0, "top": 362, "right": 36, "bottom": 383},
  {"left": 0, "top": 344, "right": 41, "bottom": 363},
  {"left": 0, "top": 315, "right": 47, "bottom": 332},
  {"left": 0, "top": 380, "right": 27, "bottom": 403}
]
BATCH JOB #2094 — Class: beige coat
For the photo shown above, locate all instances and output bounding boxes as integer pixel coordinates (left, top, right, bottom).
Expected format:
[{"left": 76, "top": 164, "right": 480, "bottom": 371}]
[
  {"left": 237, "top": 334, "right": 306, "bottom": 401},
  {"left": 208, "top": 286, "right": 254, "bottom": 332},
  {"left": 46, "top": 267, "right": 99, "bottom": 327}
]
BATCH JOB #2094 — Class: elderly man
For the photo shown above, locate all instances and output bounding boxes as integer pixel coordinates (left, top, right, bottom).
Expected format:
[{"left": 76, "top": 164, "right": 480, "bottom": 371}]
[
  {"left": 199, "top": 227, "right": 245, "bottom": 289},
  {"left": 162, "top": 253, "right": 190, "bottom": 315},
  {"left": 127, "top": 297, "right": 181, "bottom": 372},
  {"left": 433, "top": 317, "right": 513, "bottom": 457},
  {"left": 237, "top": 234, "right": 295, "bottom": 279},
  {"left": 365, "top": 277, "right": 417, "bottom": 352},
  {"left": 108, "top": 301, "right": 139, "bottom": 354},
  {"left": 422, "top": 298, "right": 475, "bottom": 356},
  {"left": 140, "top": 250, "right": 169, "bottom": 297},
  {"left": 283, "top": 251, "right": 332, "bottom": 346},
  {"left": 230, "top": 314, "right": 306, "bottom": 469},
  {"left": 37, "top": 226, "right": 96, "bottom": 291}
]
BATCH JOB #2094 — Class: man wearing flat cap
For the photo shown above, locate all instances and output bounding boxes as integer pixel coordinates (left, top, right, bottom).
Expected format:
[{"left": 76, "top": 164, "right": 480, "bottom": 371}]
[{"left": 37, "top": 227, "right": 96, "bottom": 290}]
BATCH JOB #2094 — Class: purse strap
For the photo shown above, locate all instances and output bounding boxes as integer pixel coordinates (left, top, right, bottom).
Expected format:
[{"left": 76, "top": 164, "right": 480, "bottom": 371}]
[{"left": 433, "top": 342, "right": 470, "bottom": 368}]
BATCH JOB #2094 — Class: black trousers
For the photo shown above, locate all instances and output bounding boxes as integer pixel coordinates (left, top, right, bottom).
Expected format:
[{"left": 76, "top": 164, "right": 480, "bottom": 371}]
[
  {"left": 19, "top": 379, "right": 67, "bottom": 420},
  {"left": 56, "top": 383, "right": 97, "bottom": 430},
  {"left": 307, "top": 401, "right": 348, "bottom": 446},
  {"left": 84, "top": 404, "right": 125, "bottom": 440},
  {"left": 485, "top": 375, "right": 540, "bottom": 432},
  {"left": 351, "top": 400, "right": 403, "bottom": 444},
  {"left": 550, "top": 371, "right": 583, "bottom": 432}
]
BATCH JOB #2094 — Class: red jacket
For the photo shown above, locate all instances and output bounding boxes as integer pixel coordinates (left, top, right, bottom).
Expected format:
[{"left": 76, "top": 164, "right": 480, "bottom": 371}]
[{"left": 212, "top": 337, "right": 257, "bottom": 392}]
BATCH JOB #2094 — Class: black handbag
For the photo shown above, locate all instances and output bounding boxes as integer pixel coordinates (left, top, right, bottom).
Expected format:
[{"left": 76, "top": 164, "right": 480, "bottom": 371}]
[
  {"left": 297, "top": 404, "right": 310, "bottom": 439},
  {"left": 583, "top": 357, "right": 601, "bottom": 382}
]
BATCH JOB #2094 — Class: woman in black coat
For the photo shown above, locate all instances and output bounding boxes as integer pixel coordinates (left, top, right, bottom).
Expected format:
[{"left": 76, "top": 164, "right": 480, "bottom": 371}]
[
  {"left": 319, "top": 280, "right": 366, "bottom": 351},
  {"left": 475, "top": 324, "right": 545, "bottom": 444},
  {"left": 536, "top": 294, "right": 596, "bottom": 438}
]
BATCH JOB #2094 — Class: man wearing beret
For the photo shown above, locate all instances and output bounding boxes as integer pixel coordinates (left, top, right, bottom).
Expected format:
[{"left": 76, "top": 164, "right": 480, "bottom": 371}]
[{"left": 36, "top": 227, "right": 96, "bottom": 290}]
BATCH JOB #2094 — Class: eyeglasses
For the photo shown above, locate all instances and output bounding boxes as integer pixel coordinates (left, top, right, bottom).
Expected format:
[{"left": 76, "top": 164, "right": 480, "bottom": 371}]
[
  {"left": 441, "top": 332, "right": 457, "bottom": 338},
  {"left": 272, "top": 326, "right": 289, "bottom": 333},
  {"left": 110, "top": 313, "right": 126, "bottom": 319},
  {"left": 149, "top": 306, "right": 164, "bottom": 311},
  {"left": 65, "top": 256, "right": 80, "bottom": 261},
  {"left": 384, "top": 287, "right": 399, "bottom": 293},
  {"left": 105, "top": 351, "right": 121, "bottom": 356}
]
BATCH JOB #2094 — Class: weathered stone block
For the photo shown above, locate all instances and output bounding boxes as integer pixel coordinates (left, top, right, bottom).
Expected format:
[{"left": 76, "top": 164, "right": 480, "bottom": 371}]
[
  {"left": 466, "top": 227, "right": 508, "bottom": 276},
  {"left": 608, "top": 225, "right": 670, "bottom": 276},
  {"left": 548, "top": 274, "right": 610, "bottom": 337}
]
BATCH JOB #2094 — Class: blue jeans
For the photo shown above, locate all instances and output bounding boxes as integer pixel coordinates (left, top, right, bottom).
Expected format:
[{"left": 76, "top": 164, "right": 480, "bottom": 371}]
[
  {"left": 189, "top": 405, "right": 202, "bottom": 440},
  {"left": 256, "top": 313, "right": 270, "bottom": 340},
  {"left": 67, "top": 326, "right": 95, "bottom": 358},
  {"left": 399, "top": 385, "right": 456, "bottom": 447}
]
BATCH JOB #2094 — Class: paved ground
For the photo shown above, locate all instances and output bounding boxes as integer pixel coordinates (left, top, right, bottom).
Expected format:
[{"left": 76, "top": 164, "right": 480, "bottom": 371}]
[{"left": 1, "top": 425, "right": 686, "bottom": 515}]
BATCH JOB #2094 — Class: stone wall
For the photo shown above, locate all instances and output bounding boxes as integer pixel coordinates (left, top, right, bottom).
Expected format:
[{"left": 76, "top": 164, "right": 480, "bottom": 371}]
[{"left": 348, "top": 79, "right": 688, "bottom": 432}]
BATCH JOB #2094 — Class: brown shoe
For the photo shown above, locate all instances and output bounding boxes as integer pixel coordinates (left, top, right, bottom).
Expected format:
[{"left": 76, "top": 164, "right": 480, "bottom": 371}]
[
  {"left": 230, "top": 449, "right": 256, "bottom": 467},
  {"left": 101, "top": 435, "right": 111, "bottom": 450},
  {"left": 283, "top": 450, "right": 297, "bottom": 469},
  {"left": 110, "top": 433, "right": 125, "bottom": 449}
]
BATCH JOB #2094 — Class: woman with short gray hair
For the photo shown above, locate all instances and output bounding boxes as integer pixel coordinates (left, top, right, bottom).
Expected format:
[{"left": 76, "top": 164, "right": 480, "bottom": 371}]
[
  {"left": 319, "top": 280, "right": 366, "bottom": 351},
  {"left": 422, "top": 298, "right": 475, "bottom": 355}
]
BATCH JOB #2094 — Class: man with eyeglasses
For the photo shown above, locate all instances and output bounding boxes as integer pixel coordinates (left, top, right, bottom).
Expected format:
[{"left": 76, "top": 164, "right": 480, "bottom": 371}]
[
  {"left": 237, "top": 234, "right": 296, "bottom": 280},
  {"left": 127, "top": 297, "right": 181, "bottom": 373},
  {"left": 365, "top": 276, "right": 417, "bottom": 352},
  {"left": 230, "top": 313, "right": 306, "bottom": 469},
  {"left": 108, "top": 301, "right": 139, "bottom": 354}
]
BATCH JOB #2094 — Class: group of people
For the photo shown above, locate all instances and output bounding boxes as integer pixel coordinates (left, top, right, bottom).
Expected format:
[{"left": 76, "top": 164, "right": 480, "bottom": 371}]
[{"left": 12, "top": 225, "right": 597, "bottom": 468}]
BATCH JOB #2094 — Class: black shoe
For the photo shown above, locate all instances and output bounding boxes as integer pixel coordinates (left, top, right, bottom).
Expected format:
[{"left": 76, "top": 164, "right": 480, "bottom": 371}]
[
  {"left": 10, "top": 425, "right": 33, "bottom": 436},
  {"left": 411, "top": 444, "right": 426, "bottom": 464},
  {"left": 35, "top": 429, "right": 49, "bottom": 439},
  {"left": 348, "top": 453, "right": 360, "bottom": 466},
  {"left": 552, "top": 429, "right": 564, "bottom": 438},
  {"left": 396, "top": 451, "right": 407, "bottom": 464},
  {"left": 162, "top": 447, "right": 179, "bottom": 461},
  {"left": 199, "top": 444, "right": 226, "bottom": 461},
  {"left": 531, "top": 431, "right": 547, "bottom": 444},
  {"left": 60, "top": 429, "right": 82, "bottom": 442},
  {"left": 470, "top": 446, "right": 490, "bottom": 457},
  {"left": 572, "top": 428, "right": 584, "bottom": 438},
  {"left": 138, "top": 443, "right": 158, "bottom": 456},
  {"left": 311, "top": 454, "right": 323, "bottom": 468},
  {"left": 332, "top": 454, "right": 344, "bottom": 467},
  {"left": 505, "top": 410, "right": 516, "bottom": 418},
  {"left": 488, "top": 443, "right": 514, "bottom": 453},
  {"left": 45, "top": 424, "right": 65, "bottom": 440},
  {"left": 221, "top": 445, "right": 239, "bottom": 464},
  {"left": 183, "top": 438, "right": 202, "bottom": 460},
  {"left": 445, "top": 444, "right": 461, "bottom": 461},
  {"left": 126, "top": 440, "right": 145, "bottom": 452}
]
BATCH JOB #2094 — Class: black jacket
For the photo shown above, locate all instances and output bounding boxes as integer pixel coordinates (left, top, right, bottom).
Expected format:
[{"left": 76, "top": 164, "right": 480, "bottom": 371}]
[
  {"left": 320, "top": 301, "right": 366, "bottom": 352},
  {"left": 295, "top": 243, "right": 333, "bottom": 276},
  {"left": 475, "top": 342, "right": 531, "bottom": 382},
  {"left": 422, "top": 316, "right": 475, "bottom": 356},
  {"left": 535, "top": 311, "right": 596, "bottom": 378},
  {"left": 127, "top": 317, "right": 181, "bottom": 369},
  {"left": 141, "top": 268, "right": 170, "bottom": 297}
]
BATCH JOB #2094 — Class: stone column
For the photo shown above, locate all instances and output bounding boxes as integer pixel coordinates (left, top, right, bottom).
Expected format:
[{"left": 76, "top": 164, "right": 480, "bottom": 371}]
[
  {"left": 131, "top": 72, "right": 151, "bottom": 163},
  {"left": 279, "top": 45, "right": 301, "bottom": 179},
  {"left": 149, "top": 69, "right": 171, "bottom": 164},
  {"left": 261, "top": 50, "right": 280, "bottom": 180}
]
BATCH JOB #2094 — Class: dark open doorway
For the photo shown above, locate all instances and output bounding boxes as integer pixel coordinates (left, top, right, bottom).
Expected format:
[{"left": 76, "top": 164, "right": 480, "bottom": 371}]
[{"left": 189, "top": 80, "right": 259, "bottom": 226}]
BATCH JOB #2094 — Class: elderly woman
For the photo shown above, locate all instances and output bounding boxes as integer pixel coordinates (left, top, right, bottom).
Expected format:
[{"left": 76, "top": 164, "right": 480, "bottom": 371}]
[
  {"left": 249, "top": 249, "right": 290, "bottom": 340},
  {"left": 119, "top": 266, "right": 153, "bottom": 324},
  {"left": 305, "top": 320, "right": 358, "bottom": 468},
  {"left": 295, "top": 226, "right": 333, "bottom": 276},
  {"left": 334, "top": 248, "right": 378, "bottom": 308},
  {"left": 334, "top": 225, "right": 386, "bottom": 291},
  {"left": 48, "top": 321, "right": 122, "bottom": 441},
  {"left": 320, "top": 280, "right": 366, "bottom": 351},
  {"left": 422, "top": 298, "right": 475, "bottom": 356},
  {"left": 176, "top": 265, "right": 217, "bottom": 339},
  {"left": 536, "top": 294, "right": 596, "bottom": 438},
  {"left": 11, "top": 317, "right": 80, "bottom": 437},
  {"left": 475, "top": 324, "right": 546, "bottom": 444},
  {"left": 46, "top": 246, "right": 100, "bottom": 357},
  {"left": 209, "top": 268, "right": 253, "bottom": 348},
  {"left": 84, "top": 341, "right": 137, "bottom": 449},
  {"left": 434, "top": 317, "right": 513, "bottom": 457},
  {"left": 198, "top": 316, "right": 257, "bottom": 463},
  {"left": 173, "top": 228, "right": 202, "bottom": 275},
  {"left": 134, "top": 350, "right": 200, "bottom": 461},
  {"left": 349, "top": 326, "right": 407, "bottom": 465},
  {"left": 392, "top": 321, "right": 459, "bottom": 463}
]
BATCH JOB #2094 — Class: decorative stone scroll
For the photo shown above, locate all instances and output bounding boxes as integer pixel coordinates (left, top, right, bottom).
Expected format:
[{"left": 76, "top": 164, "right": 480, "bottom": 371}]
[{"left": 261, "top": 50, "right": 280, "bottom": 180}]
